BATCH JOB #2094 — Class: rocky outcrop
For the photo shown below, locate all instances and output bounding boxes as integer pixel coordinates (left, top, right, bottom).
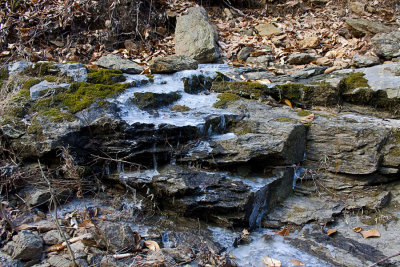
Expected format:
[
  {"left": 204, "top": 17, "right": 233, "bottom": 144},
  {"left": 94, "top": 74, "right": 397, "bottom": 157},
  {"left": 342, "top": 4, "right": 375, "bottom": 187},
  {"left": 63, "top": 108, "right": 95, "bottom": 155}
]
[
  {"left": 120, "top": 165, "right": 294, "bottom": 228},
  {"left": 5, "top": 230, "right": 43, "bottom": 261},
  {"left": 149, "top": 55, "right": 198, "bottom": 74},
  {"left": 175, "top": 7, "right": 219, "bottom": 63},
  {"left": 29, "top": 80, "right": 69, "bottom": 99},
  {"left": 95, "top": 54, "right": 144, "bottom": 74}
]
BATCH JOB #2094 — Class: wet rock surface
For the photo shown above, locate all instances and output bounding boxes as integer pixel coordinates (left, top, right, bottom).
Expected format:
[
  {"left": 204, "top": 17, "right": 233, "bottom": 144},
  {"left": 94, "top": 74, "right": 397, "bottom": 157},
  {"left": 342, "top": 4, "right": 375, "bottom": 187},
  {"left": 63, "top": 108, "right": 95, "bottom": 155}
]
[{"left": 149, "top": 55, "right": 198, "bottom": 74}]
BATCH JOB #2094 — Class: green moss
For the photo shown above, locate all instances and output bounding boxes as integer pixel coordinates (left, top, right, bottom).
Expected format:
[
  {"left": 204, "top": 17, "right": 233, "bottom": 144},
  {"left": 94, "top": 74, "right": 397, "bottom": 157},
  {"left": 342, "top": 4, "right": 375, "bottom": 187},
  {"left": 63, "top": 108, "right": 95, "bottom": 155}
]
[
  {"left": 22, "top": 62, "right": 59, "bottom": 76},
  {"left": 360, "top": 210, "right": 397, "bottom": 226},
  {"left": 275, "top": 117, "right": 297, "bottom": 123},
  {"left": 392, "top": 131, "right": 400, "bottom": 145},
  {"left": 213, "top": 93, "right": 241, "bottom": 108},
  {"left": 389, "top": 147, "right": 400, "bottom": 157},
  {"left": 13, "top": 89, "right": 31, "bottom": 102},
  {"left": 0, "top": 67, "right": 9, "bottom": 87},
  {"left": 211, "top": 81, "right": 266, "bottom": 99},
  {"left": 23, "top": 78, "right": 41, "bottom": 90},
  {"left": 26, "top": 118, "right": 43, "bottom": 135},
  {"left": 275, "top": 84, "right": 306, "bottom": 100},
  {"left": 40, "top": 108, "right": 75, "bottom": 122},
  {"left": 340, "top": 72, "right": 369, "bottom": 92},
  {"left": 297, "top": 110, "right": 312, "bottom": 117},
  {"left": 146, "top": 74, "right": 155, "bottom": 79},
  {"left": 87, "top": 69, "right": 126, "bottom": 85},
  {"left": 171, "top": 105, "right": 190, "bottom": 112},
  {"left": 43, "top": 75, "right": 59, "bottom": 83}
]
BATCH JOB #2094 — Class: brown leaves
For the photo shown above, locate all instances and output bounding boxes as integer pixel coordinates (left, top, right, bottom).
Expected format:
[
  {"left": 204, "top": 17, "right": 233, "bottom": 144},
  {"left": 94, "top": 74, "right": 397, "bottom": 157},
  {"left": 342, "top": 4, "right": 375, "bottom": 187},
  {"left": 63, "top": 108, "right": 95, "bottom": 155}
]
[
  {"left": 352, "top": 227, "right": 363, "bottom": 233},
  {"left": 327, "top": 229, "right": 337, "bottom": 236},
  {"left": 290, "top": 259, "right": 306, "bottom": 266},
  {"left": 278, "top": 227, "right": 290, "bottom": 236},
  {"left": 262, "top": 256, "right": 281, "bottom": 267},
  {"left": 300, "top": 113, "right": 315, "bottom": 124},
  {"left": 283, "top": 99, "right": 293, "bottom": 108},
  {"left": 144, "top": 240, "right": 160, "bottom": 251},
  {"left": 361, "top": 229, "right": 381, "bottom": 239}
]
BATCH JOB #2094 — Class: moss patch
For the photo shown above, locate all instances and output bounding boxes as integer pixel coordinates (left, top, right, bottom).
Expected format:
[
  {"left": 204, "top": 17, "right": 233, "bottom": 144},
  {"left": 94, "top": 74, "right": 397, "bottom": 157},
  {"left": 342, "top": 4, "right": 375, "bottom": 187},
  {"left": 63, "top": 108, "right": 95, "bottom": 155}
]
[
  {"left": 275, "top": 117, "right": 297, "bottom": 123},
  {"left": 211, "top": 81, "right": 266, "bottom": 99},
  {"left": 213, "top": 93, "right": 241, "bottom": 108},
  {"left": 171, "top": 105, "right": 190, "bottom": 112},
  {"left": 297, "top": 110, "right": 312, "bottom": 117},
  {"left": 87, "top": 69, "right": 126, "bottom": 85},
  {"left": 275, "top": 84, "right": 306, "bottom": 101},
  {"left": 340, "top": 72, "right": 369, "bottom": 92},
  {"left": 22, "top": 62, "right": 59, "bottom": 76}
]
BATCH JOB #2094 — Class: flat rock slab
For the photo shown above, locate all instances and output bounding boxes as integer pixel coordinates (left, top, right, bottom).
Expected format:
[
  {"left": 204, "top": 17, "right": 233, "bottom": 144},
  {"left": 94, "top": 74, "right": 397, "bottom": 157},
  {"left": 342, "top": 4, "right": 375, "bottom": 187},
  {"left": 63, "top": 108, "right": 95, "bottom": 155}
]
[
  {"left": 149, "top": 55, "right": 198, "bottom": 74},
  {"left": 345, "top": 18, "right": 394, "bottom": 38},
  {"left": 372, "top": 31, "right": 400, "bottom": 59},
  {"left": 95, "top": 54, "right": 144, "bottom": 74},
  {"left": 120, "top": 165, "right": 294, "bottom": 228}
]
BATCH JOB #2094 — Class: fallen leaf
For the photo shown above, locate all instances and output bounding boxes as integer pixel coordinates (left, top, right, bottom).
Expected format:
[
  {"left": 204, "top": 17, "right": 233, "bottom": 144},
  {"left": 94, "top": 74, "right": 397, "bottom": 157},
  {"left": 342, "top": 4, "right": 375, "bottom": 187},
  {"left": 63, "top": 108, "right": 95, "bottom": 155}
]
[
  {"left": 290, "top": 259, "right": 305, "bottom": 266},
  {"left": 16, "top": 224, "right": 35, "bottom": 231},
  {"left": 352, "top": 227, "right": 362, "bottom": 233},
  {"left": 262, "top": 256, "right": 281, "bottom": 267},
  {"left": 257, "top": 78, "right": 272, "bottom": 85},
  {"left": 361, "top": 229, "right": 380, "bottom": 239},
  {"left": 300, "top": 113, "right": 315, "bottom": 123},
  {"left": 141, "top": 68, "right": 151, "bottom": 75},
  {"left": 144, "top": 240, "right": 160, "bottom": 251},
  {"left": 278, "top": 227, "right": 290, "bottom": 236},
  {"left": 78, "top": 219, "right": 95, "bottom": 228},
  {"left": 242, "top": 229, "right": 249, "bottom": 235},
  {"left": 44, "top": 242, "right": 66, "bottom": 252},
  {"left": 327, "top": 229, "right": 337, "bottom": 236},
  {"left": 283, "top": 99, "right": 293, "bottom": 108},
  {"left": 324, "top": 66, "right": 337, "bottom": 74}
]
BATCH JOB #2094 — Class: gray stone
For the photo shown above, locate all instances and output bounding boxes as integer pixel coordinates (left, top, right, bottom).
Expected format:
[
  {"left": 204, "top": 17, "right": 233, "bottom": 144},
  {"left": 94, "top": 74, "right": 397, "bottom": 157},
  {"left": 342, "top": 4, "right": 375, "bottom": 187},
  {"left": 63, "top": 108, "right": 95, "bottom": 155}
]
[
  {"left": 0, "top": 251, "right": 23, "bottom": 267},
  {"left": 237, "top": 46, "right": 254, "bottom": 61},
  {"left": 7, "top": 61, "right": 32, "bottom": 74},
  {"left": 345, "top": 19, "right": 393, "bottom": 38},
  {"left": 100, "top": 256, "right": 125, "bottom": 267},
  {"left": 95, "top": 54, "right": 143, "bottom": 74},
  {"left": 287, "top": 53, "right": 318, "bottom": 65},
  {"left": 131, "top": 91, "right": 181, "bottom": 110},
  {"left": 372, "top": 31, "right": 400, "bottom": 59},
  {"left": 30, "top": 80, "right": 69, "bottom": 100},
  {"left": 149, "top": 55, "right": 198, "bottom": 74},
  {"left": 246, "top": 55, "right": 274, "bottom": 66},
  {"left": 182, "top": 75, "right": 213, "bottom": 94},
  {"left": 255, "top": 23, "right": 283, "bottom": 36},
  {"left": 56, "top": 63, "right": 87, "bottom": 82},
  {"left": 47, "top": 255, "right": 71, "bottom": 267},
  {"left": 26, "top": 188, "right": 50, "bottom": 208},
  {"left": 95, "top": 221, "right": 137, "bottom": 252},
  {"left": 43, "top": 230, "right": 69, "bottom": 246},
  {"left": 352, "top": 54, "right": 380, "bottom": 68},
  {"left": 11, "top": 230, "right": 43, "bottom": 261},
  {"left": 175, "top": 7, "right": 219, "bottom": 63}
]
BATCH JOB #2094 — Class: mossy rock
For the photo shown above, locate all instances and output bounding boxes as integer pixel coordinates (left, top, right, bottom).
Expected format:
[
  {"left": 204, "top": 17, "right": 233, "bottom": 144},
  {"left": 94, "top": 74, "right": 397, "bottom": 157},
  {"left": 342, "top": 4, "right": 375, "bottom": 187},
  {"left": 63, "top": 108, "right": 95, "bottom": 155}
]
[
  {"left": 213, "top": 93, "right": 241, "bottom": 109},
  {"left": 87, "top": 69, "right": 126, "bottom": 85},
  {"left": 133, "top": 92, "right": 181, "bottom": 110},
  {"left": 275, "top": 84, "right": 305, "bottom": 101},
  {"left": 297, "top": 110, "right": 312, "bottom": 117},
  {"left": 22, "top": 62, "right": 60, "bottom": 76},
  {"left": 340, "top": 72, "right": 369, "bottom": 93},
  {"left": 0, "top": 67, "right": 9, "bottom": 87},
  {"left": 229, "top": 120, "right": 259, "bottom": 135},
  {"left": 211, "top": 81, "right": 266, "bottom": 99},
  {"left": 182, "top": 75, "right": 213, "bottom": 94},
  {"left": 275, "top": 117, "right": 298, "bottom": 123},
  {"left": 171, "top": 105, "right": 190, "bottom": 112}
]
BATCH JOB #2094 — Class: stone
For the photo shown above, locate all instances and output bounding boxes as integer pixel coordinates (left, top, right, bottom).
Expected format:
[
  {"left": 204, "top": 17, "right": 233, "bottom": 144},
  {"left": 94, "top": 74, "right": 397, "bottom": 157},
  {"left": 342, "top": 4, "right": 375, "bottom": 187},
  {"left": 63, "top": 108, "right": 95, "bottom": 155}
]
[
  {"left": 372, "top": 31, "right": 400, "bottom": 59},
  {"left": 125, "top": 165, "right": 294, "bottom": 228},
  {"left": 182, "top": 75, "right": 213, "bottom": 94},
  {"left": 30, "top": 80, "right": 69, "bottom": 100},
  {"left": 95, "top": 221, "right": 137, "bottom": 252},
  {"left": 287, "top": 53, "right": 317, "bottom": 65},
  {"left": 345, "top": 19, "right": 393, "bottom": 38},
  {"left": 131, "top": 92, "right": 181, "bottom": 110},
  {"left": 175, "top": 7, "right": 219, "bottom": 63},
  {"left": 7, "top": 61, "right": 32, "bottom": 74},
  {"left": 26, "top": 188, "right": 50, "bottom": 208},
  {"left": 47, "top": 255, "right": 71, "bottom": 267},
  {"left": 237, "top": 46, "right": 253, "bottom": 61},
  {"left": 351, "top": 54, "right": 380, "bottom": 68},
  {"left": 299, "top": 37, "right": 319, "bottom": 49},
  {"left": 349, "top": 2, "right": 367, "bottom": 16},
  {"left": 56, "top": 63, "right": 87, "bottom": 82},
  {"left": 10, "top": 230, "right": 43, "bottom": 261},
  {"left": 100, "top": 256, "right": 126, "bottom": 267},
  {"left": 95, "top": 54, "right": 144, "bottom": 74},
  {"left": 43, "top": 230, "right": 69, "bottom": 246},
  {"left": 149, "top": 55, "right": 198, "bottom": 74},
  {"left": 255, "top": 23, "right": 283, "bottom": 36},
  {"left": 246, "top": 55, "right": 274, "bottom": 66}
]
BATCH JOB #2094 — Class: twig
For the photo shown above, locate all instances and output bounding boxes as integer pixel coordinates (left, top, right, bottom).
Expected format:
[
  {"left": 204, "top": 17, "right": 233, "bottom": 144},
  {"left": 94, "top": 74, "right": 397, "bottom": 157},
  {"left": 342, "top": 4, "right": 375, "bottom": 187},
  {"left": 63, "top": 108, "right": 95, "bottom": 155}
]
[
  {"left": 38, "top": 160, "right": 77, "bottom": 267},
  {"left": 368, "top": 251, "right": 400, "bottom": 267},
  {"left": 112, "top": 253, "right": 135, "bottom": 259},
  {"left": 90, "top": 154, "right": 143, "bottom": 167}
]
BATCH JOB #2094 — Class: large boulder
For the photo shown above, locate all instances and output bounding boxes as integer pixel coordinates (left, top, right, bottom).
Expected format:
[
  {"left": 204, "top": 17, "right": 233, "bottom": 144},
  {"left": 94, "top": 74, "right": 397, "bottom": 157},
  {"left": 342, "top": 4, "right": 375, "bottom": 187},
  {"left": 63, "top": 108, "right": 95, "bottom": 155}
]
[
  {"left": 149, "top": 55, "right": 198, "bottom": 74},
  {"left": 345, "top": 19, "right": 393, "bottom": 38},
  {"left": 175, "top": 7, "right": 220, "bottom": 63},
  {"left": 95, "top": 54, "right": 144, "bottom": 74},
  {"left": 372, "top": 31, "right": 400, "bottom": 59}
]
